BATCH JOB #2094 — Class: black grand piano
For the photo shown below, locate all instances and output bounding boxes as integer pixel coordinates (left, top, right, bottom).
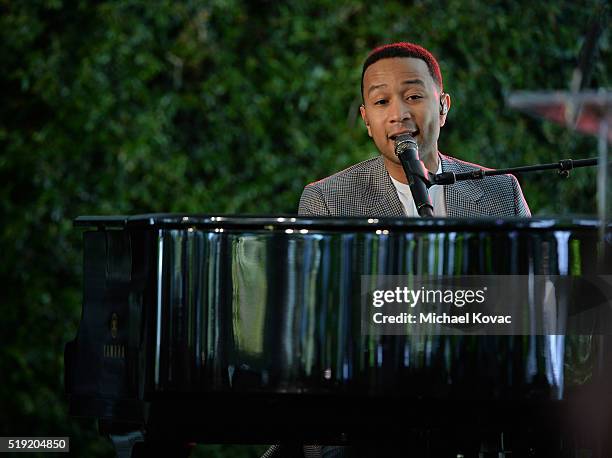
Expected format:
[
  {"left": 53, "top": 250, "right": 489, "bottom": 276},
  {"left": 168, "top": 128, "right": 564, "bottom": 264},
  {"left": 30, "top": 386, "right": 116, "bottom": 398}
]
[{"left": 65, "top": 215, "right": 612, "bottom": 457}]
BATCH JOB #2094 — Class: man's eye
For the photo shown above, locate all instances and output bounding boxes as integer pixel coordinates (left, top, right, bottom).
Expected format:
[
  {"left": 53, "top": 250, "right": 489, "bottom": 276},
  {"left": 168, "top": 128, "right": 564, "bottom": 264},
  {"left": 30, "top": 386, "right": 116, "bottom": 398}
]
[
  {"left": 374, "top": 99, "right": 388, "bottom": 105},
  {"left": 406, "top": 95, "right": 422, "bottom": 100}
]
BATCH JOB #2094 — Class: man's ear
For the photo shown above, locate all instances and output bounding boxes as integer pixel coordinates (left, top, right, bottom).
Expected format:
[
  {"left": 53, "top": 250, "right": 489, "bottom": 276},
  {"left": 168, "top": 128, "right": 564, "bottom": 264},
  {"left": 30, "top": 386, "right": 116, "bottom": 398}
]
[
  {"left": 359, "top": 104, "right": 372, "bottom": 137},
  {"left": 439, "top": 92, "right": 451, "bottom": 127}
]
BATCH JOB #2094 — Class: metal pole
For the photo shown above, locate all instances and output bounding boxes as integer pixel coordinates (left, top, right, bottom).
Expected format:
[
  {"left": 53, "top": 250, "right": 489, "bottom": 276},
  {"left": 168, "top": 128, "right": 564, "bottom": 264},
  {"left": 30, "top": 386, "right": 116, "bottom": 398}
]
[{"left": 597, "top": 108, "right": 609, "bottom": 267}]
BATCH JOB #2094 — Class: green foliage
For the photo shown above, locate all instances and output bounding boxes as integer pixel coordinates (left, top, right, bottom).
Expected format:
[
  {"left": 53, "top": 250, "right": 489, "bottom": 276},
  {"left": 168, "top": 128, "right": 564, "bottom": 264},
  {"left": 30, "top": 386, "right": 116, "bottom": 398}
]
[{"left": 0, "top": 0, "right": 608, "bottom": 456}]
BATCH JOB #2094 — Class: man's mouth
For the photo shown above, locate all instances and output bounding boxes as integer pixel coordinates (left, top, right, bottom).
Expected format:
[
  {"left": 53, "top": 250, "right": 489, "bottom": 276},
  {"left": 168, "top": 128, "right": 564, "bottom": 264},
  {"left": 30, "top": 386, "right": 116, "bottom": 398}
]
[{"left": 389, "top": 129, "right": 419, "bottom": 141}]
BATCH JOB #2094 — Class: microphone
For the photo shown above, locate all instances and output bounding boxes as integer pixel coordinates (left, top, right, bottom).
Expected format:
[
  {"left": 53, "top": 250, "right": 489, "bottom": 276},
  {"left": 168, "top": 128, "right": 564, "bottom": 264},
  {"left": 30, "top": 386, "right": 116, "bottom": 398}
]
[{"left": 394, "top": 134, "right": 434, "bottom": 217}]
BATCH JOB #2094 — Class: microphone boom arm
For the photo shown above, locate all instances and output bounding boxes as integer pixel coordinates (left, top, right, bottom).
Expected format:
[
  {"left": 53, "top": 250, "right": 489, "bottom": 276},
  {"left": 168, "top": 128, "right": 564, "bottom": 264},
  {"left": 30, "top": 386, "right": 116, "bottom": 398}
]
[{"left": 432, "top": 157, "right": 600, "bottom": 186}]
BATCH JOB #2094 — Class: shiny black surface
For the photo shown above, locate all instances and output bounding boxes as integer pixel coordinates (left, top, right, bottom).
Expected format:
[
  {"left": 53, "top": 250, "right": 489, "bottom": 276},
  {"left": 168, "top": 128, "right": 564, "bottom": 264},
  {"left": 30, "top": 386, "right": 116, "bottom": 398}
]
[
  {"left": 74, "top": 213, "right": 603, "bottom": 230},
  {"left": 65, "top": 215, "right": 612, "bottom": 447}
]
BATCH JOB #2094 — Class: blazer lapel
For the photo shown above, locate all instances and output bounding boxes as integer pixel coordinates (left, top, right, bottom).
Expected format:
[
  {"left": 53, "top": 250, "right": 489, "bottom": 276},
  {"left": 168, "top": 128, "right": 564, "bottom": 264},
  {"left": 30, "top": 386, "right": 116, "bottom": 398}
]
[
  {"left": 362, "top": 157, "right": 405, "bottom": 216},
  {"left": 441, "top": 155, "right": 488, "bottom": 217}
]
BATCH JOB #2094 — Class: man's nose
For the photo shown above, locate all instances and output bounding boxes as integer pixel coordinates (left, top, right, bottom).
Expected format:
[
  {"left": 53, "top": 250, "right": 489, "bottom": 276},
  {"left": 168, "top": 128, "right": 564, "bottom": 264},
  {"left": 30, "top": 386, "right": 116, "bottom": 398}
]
[{"left": 389, "top": 98, "right": 412, "bottom": 123}]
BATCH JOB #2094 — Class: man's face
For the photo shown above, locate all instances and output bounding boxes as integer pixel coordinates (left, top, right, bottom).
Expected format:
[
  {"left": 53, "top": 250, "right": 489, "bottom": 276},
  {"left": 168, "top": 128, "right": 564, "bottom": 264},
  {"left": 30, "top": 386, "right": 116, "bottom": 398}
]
[{"left": 360, "top": 57, "right": 449, "bottom": 171}]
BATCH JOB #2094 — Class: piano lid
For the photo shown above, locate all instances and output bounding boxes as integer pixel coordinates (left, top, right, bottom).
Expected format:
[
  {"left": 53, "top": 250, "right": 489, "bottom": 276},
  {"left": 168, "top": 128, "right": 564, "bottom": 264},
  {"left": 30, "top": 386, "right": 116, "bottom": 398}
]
[{"left": 73, "top": 213, "right": 604, "bottom": 232}]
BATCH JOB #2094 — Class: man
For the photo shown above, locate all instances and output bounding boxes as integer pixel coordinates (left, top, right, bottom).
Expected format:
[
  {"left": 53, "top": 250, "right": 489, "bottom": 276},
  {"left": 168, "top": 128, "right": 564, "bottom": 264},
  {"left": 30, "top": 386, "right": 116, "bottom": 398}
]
[
  {"left": 298, "top": 42, "right": 530, "bottom": 218},
  {"left": 266, "top": 42, "right": 532, "bottom": 458}
]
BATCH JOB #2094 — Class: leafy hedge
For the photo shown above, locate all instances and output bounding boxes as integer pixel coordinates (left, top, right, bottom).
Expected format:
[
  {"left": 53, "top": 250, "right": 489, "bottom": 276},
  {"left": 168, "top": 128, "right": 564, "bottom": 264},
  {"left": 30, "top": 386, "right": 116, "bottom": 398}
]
[{"left": 0, "top": 1, "right": 608, "bottom": 456}]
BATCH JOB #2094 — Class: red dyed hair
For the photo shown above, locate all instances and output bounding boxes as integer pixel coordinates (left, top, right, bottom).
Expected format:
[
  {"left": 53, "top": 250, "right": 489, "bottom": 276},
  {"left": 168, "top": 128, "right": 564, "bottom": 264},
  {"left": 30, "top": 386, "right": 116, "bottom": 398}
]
[{"left": 361, "top": 42, "right": 443, "bottom": 99}]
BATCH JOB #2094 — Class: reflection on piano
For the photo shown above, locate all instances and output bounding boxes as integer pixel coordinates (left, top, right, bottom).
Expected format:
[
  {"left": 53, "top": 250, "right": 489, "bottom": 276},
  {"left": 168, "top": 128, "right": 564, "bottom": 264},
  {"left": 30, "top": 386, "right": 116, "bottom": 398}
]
[{"left": 65, "top": 215, "right": 612, "bottom": 457}]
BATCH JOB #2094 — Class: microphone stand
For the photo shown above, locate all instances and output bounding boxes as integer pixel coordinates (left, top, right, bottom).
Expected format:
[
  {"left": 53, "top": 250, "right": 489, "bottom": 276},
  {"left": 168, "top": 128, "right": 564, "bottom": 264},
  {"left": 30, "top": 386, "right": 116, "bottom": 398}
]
[
  {"left": 429, "top": 156, "right": 610, "bottom": 270},
  {"left": 431, "top": 157, "right": 600, "bottom": 186}
]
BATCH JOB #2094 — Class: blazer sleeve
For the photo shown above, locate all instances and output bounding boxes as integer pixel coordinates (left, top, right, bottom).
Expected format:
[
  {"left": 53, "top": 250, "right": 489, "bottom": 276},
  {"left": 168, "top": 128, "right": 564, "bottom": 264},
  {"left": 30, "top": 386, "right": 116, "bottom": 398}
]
[
  {"left": 511, "top": 175, "right": 531, "bottom": 217},
  {"left": 298, "top": 184, "right": 331, "bottom": 216}
]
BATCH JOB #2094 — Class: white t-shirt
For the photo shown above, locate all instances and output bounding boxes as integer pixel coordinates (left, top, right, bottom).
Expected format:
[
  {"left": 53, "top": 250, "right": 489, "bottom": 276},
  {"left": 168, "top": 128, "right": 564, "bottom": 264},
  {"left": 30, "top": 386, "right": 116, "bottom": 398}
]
[{"left": 390, "top": 159, "right": 447, "bottom": 217}]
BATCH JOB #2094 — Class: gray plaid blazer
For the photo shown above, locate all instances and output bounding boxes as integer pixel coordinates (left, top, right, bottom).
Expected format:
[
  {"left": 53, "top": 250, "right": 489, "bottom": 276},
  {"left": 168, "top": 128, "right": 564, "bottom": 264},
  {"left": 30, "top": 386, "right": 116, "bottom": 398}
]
[{"left": 298, "top": 154, "right": 531, "bottom": 217}]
